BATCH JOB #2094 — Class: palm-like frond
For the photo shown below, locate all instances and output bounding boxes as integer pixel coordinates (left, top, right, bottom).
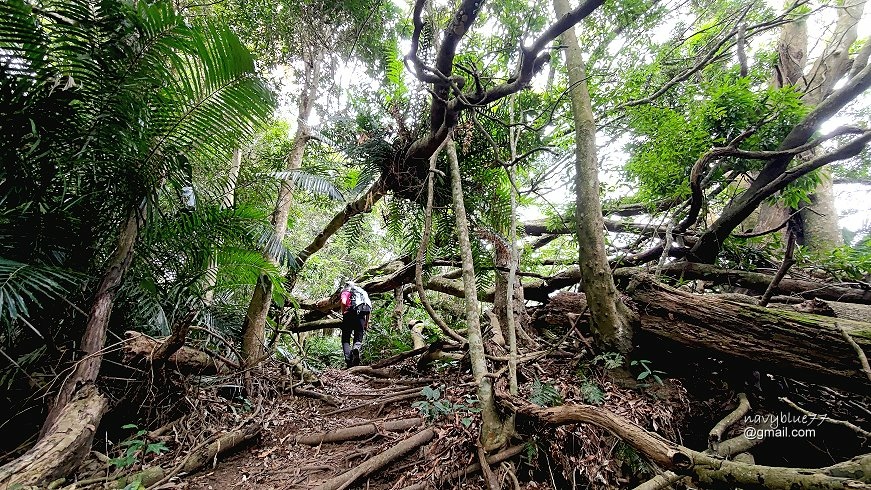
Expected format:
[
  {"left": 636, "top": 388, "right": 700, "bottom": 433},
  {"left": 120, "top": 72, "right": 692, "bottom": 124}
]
[
  {"left": 271, "top": 171, "right": 344, "bottom": 200},
  {"left": 0, "top": 0, "right": 275, "bottom": 349},
  {"left": 0, "top": 258, "right": 79, "bottom": 320}
]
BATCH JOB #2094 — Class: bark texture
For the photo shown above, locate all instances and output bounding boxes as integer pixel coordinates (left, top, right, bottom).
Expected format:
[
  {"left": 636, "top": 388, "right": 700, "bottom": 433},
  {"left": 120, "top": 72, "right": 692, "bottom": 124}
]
[
  {"left": 447, "top": 137, "right": 507, "bottom": 450},
  {"left": 795, "top": 0, "right": 866, "bottom": 252},
  {"left": 242, "top": 53, "right": 321, "bottom": 365},
  {"left": 628, "top": 277, "right": 871, "bottom": 393},
  {"left": 124, "top": 331, "right": 233, "bottom": 375},
  {"left": 615, "top": 262, "right": 871, "bottom": 304},
  {"left": 42, "top": 208, "right": 141, "bottom": 434},
  {"left": 0, "top": 385, "right": 108, "bottom": 488},
  {"left": 554, "top": 0, "right": 634, "bottom": 353}
]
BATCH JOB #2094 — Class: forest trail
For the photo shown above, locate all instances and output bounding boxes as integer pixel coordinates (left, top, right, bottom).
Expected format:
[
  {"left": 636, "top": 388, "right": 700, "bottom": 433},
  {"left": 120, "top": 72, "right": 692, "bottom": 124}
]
[{"left": 186, "top": 367, "right": 445, "bottom": 490}]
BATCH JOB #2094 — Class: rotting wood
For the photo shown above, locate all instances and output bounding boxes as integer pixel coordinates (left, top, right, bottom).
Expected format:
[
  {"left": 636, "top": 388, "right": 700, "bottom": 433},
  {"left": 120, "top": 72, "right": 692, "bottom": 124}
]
[
  {"left": 617, "top": 260, "right": 871, "bottom": 304},
  {"left": 628, "top": 275, "right": 871, "bottom": 394},
  {"left": 123, "top": 331, "right": 233, "bottom": 375},
  {"left": 294, "top": 418, "right": 424, "bottom": 445}
]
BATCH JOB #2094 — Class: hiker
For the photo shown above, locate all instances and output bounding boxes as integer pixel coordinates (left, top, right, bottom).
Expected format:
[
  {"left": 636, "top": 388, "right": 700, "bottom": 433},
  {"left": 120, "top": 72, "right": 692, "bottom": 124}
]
[{"left": 340, "top": 280, "right": 371, "bottom": 368}]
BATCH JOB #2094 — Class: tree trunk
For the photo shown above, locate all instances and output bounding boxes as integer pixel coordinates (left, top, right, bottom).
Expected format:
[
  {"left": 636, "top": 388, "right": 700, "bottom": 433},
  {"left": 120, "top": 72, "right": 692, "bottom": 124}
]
[
  {"left": 747, "top": 19, "right": 808, "bottom": 239},
  {"left": 242, "top": 53, "right": 321, "bottom": 366},
  {"left": 446, "top": 137, "right": 508, "bottom": 450},
  {"left": 554, "top": 0, "right": 635, "bottom": 353},
  {"left": 614, "top": 261, "right": 871, "bottom": 304},
  {"left": 795, "top": 0, "right": 865, "bottom": 252},
  {"left": 0, "top": 386, "right": 108, "bottom": 488},
  {"left": 40, "top": 204, "right": 141, "bottom": 438}
]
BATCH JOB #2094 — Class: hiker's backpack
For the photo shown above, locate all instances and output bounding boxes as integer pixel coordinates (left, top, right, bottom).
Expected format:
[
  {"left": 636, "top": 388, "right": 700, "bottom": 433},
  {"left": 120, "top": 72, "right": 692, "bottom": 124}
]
[{"left": 349, "top": 286, "right": 372, "bottom": 314}]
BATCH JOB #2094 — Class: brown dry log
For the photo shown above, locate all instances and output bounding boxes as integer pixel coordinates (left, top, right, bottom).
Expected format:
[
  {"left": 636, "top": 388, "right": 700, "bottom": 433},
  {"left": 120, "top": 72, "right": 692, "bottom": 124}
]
[
  {"left": 293, "top": 388, "right": 340, "bottom": 407},
  {"left": 502, "top": 394, "right": 871, "bottom": 489},
  {"left": 370, "top": 345, "right": 429, "bottom": 369},
  {"left": 294, "top": 418, "right": 424, "bottom": 445},
  {"left": 312, "top": 428, "right": 436, "bottom": 490},
  {"left": 123, "top": 331, "right": 233, "bottom": 375},
  {"left": 0, "top": 385, "right": 108, "bottom": 489},
  {"left": 629, "top": 276, "right": 871, "bottom": 393}
]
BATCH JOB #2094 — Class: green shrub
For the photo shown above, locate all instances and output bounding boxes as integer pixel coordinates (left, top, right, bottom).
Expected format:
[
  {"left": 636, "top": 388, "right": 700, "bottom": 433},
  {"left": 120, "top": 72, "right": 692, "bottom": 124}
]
[{"left": 303, "top": 334, "right": 345, "bottom": 369}]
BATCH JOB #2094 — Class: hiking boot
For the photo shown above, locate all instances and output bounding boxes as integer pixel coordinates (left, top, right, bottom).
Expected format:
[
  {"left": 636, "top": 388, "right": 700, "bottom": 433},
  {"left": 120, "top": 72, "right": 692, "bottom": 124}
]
[
  {"left": 350, "top": 348, "right": 360, "bottom": 367},
  {"left": 345, "top": 357, "right": 353, "bottom": 369}
]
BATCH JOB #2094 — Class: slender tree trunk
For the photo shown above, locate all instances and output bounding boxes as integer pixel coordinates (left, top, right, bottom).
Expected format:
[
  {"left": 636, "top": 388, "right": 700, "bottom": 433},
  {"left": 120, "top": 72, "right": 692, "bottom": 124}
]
[
  {"left": 446, "top": 137, "right": 508, "bottom": 450},
  {"left": 793, "top": 0, "right": 866, "bottom": 253},
  {"left": 554, "top": 0, "right": 635, "bottom": 353},
  {"left": 42, "top": 206, "right": 142, "bottom": 434},
  {"left": 203, "top": 148, "right": 242, "bottom": 306},
  {"left": 3, "top": 205, "right": 144, "bottom": 486},
  {"left": 506, "top": 96, "right": 519, "bottom": 396},
  {"left": 242, "top": 53, "right": 321, "bottom": 365}
]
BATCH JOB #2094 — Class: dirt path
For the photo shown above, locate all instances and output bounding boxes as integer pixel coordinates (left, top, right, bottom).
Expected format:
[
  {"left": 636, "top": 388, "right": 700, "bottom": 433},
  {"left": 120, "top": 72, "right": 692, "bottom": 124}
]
[{"left": 185, "top": 368, "right": 432, "bottom": 489}]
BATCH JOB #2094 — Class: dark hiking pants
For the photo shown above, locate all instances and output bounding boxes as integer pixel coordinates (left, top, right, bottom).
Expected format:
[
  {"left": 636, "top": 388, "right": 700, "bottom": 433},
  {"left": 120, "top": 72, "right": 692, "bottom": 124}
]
[{"left": 341, "top": 311, "right": 367, "bottom": 361}]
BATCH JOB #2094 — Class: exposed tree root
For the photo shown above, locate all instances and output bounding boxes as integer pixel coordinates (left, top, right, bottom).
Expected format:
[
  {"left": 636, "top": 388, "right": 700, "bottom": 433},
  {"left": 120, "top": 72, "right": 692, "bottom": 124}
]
[
  {"left": 148, "top": 424, "right": 261, "bottom": 488},
  {"left": 399, "top": 444, "right": 525, "bottom": 490},
  {"left": 501, "top": 393, "right": 871, "bottom": 489},
  {"left": 0, "top": 385, "right": 108, "bottom": 489},
  {"left": 312, "top": 428, "right": 435, "bottom": 490},
  {"left": 371, "top": 345, "right": 428, "bottom": 369},
  {"left": 708, "top": 392, "right": 750, "bottom": 449},
  {"left": 294, "top": 418, "right": 424, "bottom": 445},
  {"left": 322, "top": 389, "right": 425, "bottom": 417},
  {"left": 293, "top": 387, "right": 340, "bottom": 407},
  {"left": 347, "top": 365, "right": 395, "bottom": 378}
]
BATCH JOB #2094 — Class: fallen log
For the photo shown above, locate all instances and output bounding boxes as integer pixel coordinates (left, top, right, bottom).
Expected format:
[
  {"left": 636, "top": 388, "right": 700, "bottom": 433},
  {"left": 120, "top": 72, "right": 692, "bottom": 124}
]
[
  {"left": 123, "top": 331, "right": 233, "bottom": 375},
  {"left": 180, "top": 426, "right": 260, "bottom": 473},
  {"left": 534, "top": 278, "right": 871, "bottom": 394},
  {"left": 629, "top": 276, "right": 871, "bottom": 393},
  {"left": 616, "top": 262, "right": 871, "bottom": 304},
  {"left": 397, "top": 444, "right": 525, "bottom": 490},
  {"left": 0, "top": 385, "right": 108, "bottom": 489},
  {"left": 293, "top": 387, "right": 340, "bottom": 407},
  {"left": 501, "top": 394, "right": 871, "bottom": 490},
  {"left": 294, "top": 418, "right": 424, "bottom": 445},
  {"left": 312, "top": 428, "right": 435, "bottom": 490}
]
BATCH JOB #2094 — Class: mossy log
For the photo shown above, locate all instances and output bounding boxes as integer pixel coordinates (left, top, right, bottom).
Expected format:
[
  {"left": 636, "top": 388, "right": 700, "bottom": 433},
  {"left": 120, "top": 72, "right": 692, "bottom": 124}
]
[
  {"left": 501, "top": 393, "right": 871, "bottom": 490},
  {"left": 534, "top": 277, "right": 871, "bottom": 393}
]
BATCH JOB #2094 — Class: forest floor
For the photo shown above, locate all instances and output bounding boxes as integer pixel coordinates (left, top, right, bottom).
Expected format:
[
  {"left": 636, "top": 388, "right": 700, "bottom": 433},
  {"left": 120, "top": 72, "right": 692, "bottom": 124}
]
[
  {"left": 173, "top": 346, "right": 692, "bottom": 490},
  {"left": 184, "top": 365, "right": 464, "bottom": 490}
]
